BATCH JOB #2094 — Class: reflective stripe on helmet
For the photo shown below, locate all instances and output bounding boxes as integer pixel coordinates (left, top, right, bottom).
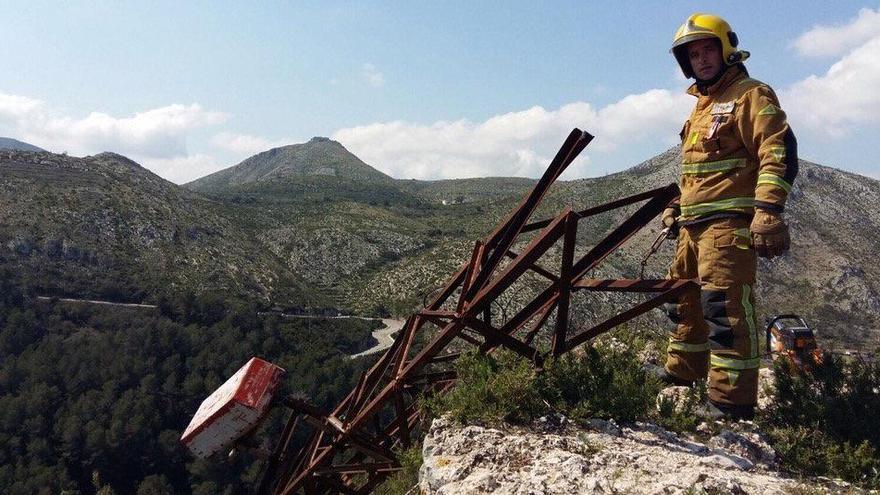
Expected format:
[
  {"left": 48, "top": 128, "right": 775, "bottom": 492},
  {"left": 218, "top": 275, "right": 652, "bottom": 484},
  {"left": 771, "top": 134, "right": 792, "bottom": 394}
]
[
  {"left": 757, "top": 173, "right": 792, "bottom": 193},
  {"left": 682, "top": 158, "right": 747, "bottom": 174},
  {"left": 680, "top": 197, "right": 754, "bottom": 217}
]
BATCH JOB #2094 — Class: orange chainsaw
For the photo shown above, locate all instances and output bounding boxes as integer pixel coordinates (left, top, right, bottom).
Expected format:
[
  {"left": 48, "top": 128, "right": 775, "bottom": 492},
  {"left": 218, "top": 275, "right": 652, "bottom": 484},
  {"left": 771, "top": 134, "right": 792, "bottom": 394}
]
[{"left": 765, "top": 314, "right": 823, "bottom": 370}]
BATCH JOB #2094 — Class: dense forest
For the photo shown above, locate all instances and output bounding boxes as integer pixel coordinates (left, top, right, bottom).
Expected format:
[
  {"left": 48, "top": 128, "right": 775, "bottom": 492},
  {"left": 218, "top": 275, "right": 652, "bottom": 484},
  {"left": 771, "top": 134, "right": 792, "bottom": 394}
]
[{"left": 0, "top": 269, "right": 380, "bottom": 494}]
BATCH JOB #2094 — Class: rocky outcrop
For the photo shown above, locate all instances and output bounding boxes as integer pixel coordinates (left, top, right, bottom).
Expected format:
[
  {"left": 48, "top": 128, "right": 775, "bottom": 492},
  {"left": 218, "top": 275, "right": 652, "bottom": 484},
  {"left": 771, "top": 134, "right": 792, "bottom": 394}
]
[{"left": 419, "top": 415, "right": 860, "bottom": 494}]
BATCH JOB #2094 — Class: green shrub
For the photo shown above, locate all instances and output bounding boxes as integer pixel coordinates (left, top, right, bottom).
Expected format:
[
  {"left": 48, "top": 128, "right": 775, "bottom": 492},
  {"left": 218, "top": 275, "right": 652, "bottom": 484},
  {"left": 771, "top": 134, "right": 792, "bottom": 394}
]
[
  {"left": 761, "top": 353, "right": 880, "bottom": 488},
  {"left": 374, "top": 446, "right": 423, "bottom": 495},
  {"left": 424, "top": 350, "right": 546, "bottom": 424},
  {"left": 539, "top": 344, "right": 660, "bottom": 423},
  {"left": 654, "top": 380, "right": 706, "bottom": 434},
  {"left": 426, "top": 341, "right": 664, "bottom": 426}
]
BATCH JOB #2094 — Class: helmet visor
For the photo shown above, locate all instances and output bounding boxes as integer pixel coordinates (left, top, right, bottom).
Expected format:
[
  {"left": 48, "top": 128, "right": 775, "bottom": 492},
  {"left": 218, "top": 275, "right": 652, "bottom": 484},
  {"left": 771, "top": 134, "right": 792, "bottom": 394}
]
[{"left": 670, "top": 32, "right": 718, "bottom": 51}]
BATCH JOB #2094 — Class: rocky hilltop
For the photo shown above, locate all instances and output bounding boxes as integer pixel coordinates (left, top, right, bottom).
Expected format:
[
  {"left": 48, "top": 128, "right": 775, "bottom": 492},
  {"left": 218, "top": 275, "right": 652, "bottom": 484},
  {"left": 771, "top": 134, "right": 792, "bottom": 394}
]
[
  {"left": 418, "top": 415, "right": 861, "bottom": 494},
  {"left": 187, "top": 137, "right": 395, "bottom": 192},
  {"left": 0, "top": 149, "right": 314, "bottom": 305}
]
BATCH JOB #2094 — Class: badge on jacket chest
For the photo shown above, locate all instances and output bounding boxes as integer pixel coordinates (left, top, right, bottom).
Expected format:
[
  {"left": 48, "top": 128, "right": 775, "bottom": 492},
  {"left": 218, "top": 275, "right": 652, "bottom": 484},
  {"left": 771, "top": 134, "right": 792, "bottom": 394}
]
[
  {"left": 711, "top": 102, "right": 736, "bottom": 114},
  {"left": 702, "top": 102, "right": 736, "bottom": 152}
]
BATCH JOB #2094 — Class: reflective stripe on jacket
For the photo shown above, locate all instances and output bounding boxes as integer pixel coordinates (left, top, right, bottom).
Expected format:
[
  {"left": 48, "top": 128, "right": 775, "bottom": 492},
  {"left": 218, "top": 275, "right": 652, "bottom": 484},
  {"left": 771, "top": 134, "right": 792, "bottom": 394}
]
[{"left": 677, "top": 65, "right": 798, "bottom": 220}]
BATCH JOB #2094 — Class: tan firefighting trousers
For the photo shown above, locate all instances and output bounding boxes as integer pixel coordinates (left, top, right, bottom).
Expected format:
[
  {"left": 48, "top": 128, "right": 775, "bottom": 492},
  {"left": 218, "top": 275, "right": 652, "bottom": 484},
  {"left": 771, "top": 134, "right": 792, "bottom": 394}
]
[{"left": 664, "top": 217, "right": 760, "bottom": 406}]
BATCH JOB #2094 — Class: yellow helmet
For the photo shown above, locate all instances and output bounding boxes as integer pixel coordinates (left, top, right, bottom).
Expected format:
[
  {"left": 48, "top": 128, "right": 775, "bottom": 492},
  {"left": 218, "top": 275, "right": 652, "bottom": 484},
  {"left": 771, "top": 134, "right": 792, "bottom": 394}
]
[{"left": 671, "top": 13, "right": 749, "bottom": 79}]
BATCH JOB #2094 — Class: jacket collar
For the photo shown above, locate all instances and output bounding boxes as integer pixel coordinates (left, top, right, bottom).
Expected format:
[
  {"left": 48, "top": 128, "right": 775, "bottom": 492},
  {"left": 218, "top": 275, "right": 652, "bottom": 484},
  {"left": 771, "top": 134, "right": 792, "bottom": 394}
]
[{"left": 687, "top": 65, "right": 747, "bottom": 97}]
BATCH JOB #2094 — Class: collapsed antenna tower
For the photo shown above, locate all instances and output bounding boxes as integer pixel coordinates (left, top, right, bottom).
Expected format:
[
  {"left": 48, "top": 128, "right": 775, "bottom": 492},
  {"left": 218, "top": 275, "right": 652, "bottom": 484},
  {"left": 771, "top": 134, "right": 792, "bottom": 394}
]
[{"left": 256, "top": 128, "right": 699, "bottom": 494}]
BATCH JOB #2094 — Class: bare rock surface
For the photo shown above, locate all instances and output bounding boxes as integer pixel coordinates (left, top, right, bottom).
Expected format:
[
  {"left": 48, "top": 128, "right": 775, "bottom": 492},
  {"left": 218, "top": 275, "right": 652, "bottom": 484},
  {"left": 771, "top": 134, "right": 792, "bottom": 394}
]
[{"left": 419, "top": 415, "right": 861, "bottom": 494}]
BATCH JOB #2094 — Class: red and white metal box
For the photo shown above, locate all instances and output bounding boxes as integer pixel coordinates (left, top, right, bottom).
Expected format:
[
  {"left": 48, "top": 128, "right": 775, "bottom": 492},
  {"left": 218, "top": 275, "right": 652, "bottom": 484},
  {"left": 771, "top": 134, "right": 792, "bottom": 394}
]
[{"left": 181, "top": 357, "right": 285, "bottom": 458}]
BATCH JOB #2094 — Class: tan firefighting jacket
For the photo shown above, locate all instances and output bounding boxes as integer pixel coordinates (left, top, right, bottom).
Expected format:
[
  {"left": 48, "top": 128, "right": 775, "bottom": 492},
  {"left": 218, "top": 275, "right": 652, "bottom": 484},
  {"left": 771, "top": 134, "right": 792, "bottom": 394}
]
[{"left": 676, "top": 65, "right": 798, "bottom": 221}]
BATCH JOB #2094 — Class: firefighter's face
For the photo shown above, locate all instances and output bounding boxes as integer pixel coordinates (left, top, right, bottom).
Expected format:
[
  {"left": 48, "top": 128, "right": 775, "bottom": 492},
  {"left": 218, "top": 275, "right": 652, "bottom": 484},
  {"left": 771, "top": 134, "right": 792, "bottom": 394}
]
[{"left": 687, "top": 38, "right": 723, "bottom": 81}]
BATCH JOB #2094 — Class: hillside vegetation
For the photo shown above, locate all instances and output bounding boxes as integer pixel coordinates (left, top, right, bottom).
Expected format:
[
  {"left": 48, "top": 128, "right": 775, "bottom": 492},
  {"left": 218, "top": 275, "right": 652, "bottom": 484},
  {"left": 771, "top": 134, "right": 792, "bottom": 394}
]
[
  {"left": 0, "top": 276, "right": 379, "bottom": 493},
  {"left": 1, "top": 135, "right": 879, "bottom": 493},
  {"left": 184, "top": 138, "right": 880, "bottom": 350}
]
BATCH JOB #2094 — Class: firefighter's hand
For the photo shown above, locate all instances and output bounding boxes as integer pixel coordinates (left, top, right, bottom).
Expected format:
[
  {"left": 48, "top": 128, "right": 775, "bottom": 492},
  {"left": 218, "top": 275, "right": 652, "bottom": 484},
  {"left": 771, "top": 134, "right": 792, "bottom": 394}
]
[
  {"left": 661, "top": 207, "right": 678, "bottom": 228},
  {"left": 751, "top": 209, "right": 790, "bottom": 258}
]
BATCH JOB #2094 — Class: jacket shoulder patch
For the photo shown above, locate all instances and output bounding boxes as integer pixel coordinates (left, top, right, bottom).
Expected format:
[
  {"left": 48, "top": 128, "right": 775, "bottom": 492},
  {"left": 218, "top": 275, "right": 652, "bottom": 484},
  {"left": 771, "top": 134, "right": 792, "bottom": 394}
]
[{"left": 758, "top": 104, "right": 779, "bottom": 116}]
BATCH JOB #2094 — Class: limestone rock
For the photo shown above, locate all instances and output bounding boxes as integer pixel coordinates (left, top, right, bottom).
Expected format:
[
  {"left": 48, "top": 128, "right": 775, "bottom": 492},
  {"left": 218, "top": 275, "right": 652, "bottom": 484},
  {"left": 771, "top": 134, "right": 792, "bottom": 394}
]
[{"left": 418, "top": 415, "right": 860, "bottom": 494}]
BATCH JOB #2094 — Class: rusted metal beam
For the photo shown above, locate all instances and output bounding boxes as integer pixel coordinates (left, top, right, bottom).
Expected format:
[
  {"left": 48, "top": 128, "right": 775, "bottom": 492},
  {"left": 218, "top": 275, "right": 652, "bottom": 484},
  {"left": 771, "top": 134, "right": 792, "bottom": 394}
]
[
  {"left": 464, "top": 316, "right": 543, "bottom": 365},
  {"left": 314, "top": 463, "right": 399, "bottom": 476},
  {"left": 418, "top": 309, "right": 458, "bottom": 319},
  {"left": 458, "top": 241, "right": 485, "bottom": 312},
  {"left": 466, "top": 208, "right": 569, "bottom": 313},
  {"left": 464, "top": 130, "right": 593, "bottom": 301},
  {"left": 524, "top": 298, "right": 559, "bottom": 346},
  {"left": 553, "top": 212, "right": 578, "bottom": 356},
  {"left": 259, "top": 130, "right": 700, "bottom": 494},
  {"left": 522, "top": 185, "right": 675, "bottom": 233},
  {"left": 571, "top": 183, "right": 679, "bottom": 279},
  {"left": 563, "top": 279, "right": 699, "bottom": 352},
  {"left": 574, "top": 278, "right": 692, "bottom": 292},
  {"left": 256, "top": 410, "right": 301, "bottom": 495},
  {"left": 393, "top": 392, "right": 410, "bottom": 448},
  {"left": 504, "top": 249, "right": 559, "bottom": 282}
]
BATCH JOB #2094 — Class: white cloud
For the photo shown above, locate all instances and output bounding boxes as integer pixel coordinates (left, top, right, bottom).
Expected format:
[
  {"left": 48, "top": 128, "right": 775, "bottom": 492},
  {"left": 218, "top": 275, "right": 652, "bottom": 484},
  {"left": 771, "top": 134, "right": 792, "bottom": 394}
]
[
  {"left": 332, "top": 89, "right": 691, "bottom": 180},
  {"left": 362, "top": 63, "right": 385, "bottom": 88},
  {"left": 138, "top": 153, "right": 225, "bottom": 185},
  {"left": 783, "top": 35, "right": 880, "bottom": 136},
  {"left": 0, "top": 92, "right": 227, "bottom": 158},
  {"left": 792, "top": 7, "right": 880, "bottom": 57},
  {"left": 211, "top": 131, "right": 294, "bottom": 155},
  {"left": 0, "top": 93, "right": 43, "bottom": 119}
]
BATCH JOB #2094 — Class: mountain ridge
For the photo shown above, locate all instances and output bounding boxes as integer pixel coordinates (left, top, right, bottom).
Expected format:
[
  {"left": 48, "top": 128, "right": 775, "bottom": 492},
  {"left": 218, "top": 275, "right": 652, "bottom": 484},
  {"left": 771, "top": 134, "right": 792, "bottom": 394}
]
[
  {"left": 186, "top": 137, "right": 395, "bottom": 192},
  {"left": 0, "top": 149, "right": 318, "bottom": 307},
  {"left": 0, "top": 136, "right": 44, "bottom": 152},
  {"left": 2, "top": 143, "right": 878, "bottom": 348}
]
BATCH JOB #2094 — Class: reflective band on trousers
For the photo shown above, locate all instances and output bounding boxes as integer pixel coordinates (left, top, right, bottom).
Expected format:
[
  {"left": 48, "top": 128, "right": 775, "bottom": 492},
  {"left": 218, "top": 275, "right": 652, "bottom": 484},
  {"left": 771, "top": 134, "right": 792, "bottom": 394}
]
[
  {"left": 668, "top": 340, "right": 711, "bottom": 353},
  {"left": 711, "top": 354, "right": 760, "bottom": 370},
  {"left": 757, "top": 173, "right": 792, "bottom": 193},
  {"left": 742, "top": 285, "right": 758, "bottom": 358},
  {"left": 680, "top": 197, "right": 755, "bottom": 217},
  {"left": 682, "top": 158, "right": 747, "bottom": 175}
]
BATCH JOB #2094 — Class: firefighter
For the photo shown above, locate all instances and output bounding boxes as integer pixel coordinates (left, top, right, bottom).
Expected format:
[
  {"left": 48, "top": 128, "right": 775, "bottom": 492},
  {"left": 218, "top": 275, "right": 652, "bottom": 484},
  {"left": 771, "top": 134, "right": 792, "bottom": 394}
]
[{"left": 659, "top": 13, "right": 798, "bottom": 420}]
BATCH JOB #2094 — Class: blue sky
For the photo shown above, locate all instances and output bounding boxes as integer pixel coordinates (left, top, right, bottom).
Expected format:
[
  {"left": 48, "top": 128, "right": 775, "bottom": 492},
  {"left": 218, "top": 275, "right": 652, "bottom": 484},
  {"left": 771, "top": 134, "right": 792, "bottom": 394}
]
[{"left": 1, "top": 1, "right": 878, "bottom": 183}]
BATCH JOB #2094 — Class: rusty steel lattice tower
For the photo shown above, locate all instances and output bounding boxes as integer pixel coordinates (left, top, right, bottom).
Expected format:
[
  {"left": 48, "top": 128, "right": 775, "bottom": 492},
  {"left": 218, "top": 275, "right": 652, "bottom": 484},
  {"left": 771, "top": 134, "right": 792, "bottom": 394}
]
[{"left": 256, "top": 128, "right": 699, "bottom": 494}]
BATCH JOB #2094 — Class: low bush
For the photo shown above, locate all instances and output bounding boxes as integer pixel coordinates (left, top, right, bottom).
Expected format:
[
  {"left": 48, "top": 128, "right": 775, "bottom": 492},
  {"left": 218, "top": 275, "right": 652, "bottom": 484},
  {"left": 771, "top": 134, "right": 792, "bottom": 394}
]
[
  {"left": 423, "top": 350, "right": 545, "bottom": 424},
  {"left": 374, "top": 446, "right": 423, "bottom": 495},
  {"left": 761, "top": 353, "right": 880, "bottom": 488},
  {"left": 424, "top": 339, "right": 666, "bottom": 426}
]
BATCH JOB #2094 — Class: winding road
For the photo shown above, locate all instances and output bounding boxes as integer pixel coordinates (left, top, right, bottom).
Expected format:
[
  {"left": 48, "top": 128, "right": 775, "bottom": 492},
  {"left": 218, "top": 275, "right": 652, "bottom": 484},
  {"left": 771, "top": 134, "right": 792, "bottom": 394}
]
[
  {"left": 261, "top": 312, "right": 405, "bottom": 358},
  {"left": 36, "top": 298, "right": 404, "bottom": 358},
  {"left": 349, "top": 318, "right": 406, "bottom": 359}
]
